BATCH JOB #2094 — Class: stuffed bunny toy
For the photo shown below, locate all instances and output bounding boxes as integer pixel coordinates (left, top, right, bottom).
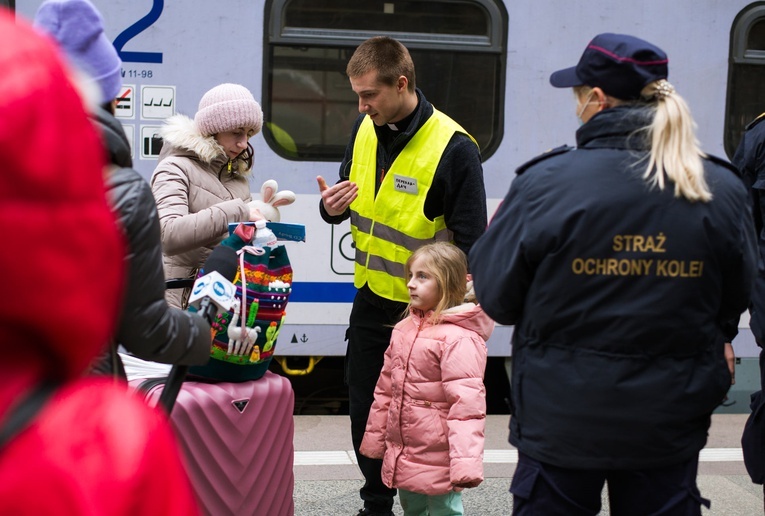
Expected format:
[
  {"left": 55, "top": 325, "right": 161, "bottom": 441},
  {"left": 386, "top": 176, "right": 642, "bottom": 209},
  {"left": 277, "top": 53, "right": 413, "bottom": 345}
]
[{"left": 248, "top": 179, "right": 295, "bottom": 222}]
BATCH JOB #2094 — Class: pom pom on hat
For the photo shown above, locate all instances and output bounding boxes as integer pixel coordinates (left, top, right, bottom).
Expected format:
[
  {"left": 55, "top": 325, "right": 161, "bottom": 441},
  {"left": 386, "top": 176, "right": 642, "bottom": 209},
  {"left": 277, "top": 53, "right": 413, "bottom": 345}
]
[
  {"left": 194, "top": 83, "right": 264, "bottom": 137},
  {"left": 33, "top": 0, "right": 122, "bottom": 105}
]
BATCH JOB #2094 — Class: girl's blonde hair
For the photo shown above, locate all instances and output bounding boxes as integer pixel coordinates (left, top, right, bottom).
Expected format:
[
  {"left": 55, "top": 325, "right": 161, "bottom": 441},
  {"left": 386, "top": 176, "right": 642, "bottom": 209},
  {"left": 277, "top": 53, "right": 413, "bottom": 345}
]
[
  {"left": 404, "top": 242, "right": 469, "bottom": 324},
  {"left": 575, "top": 81, "right": 711, "bottom": 203}
]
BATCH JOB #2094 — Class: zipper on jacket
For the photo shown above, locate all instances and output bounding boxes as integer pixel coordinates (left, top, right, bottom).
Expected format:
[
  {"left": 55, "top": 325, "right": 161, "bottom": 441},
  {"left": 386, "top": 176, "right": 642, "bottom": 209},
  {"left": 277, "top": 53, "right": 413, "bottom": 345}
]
[
  {"left": 374, "top": 140, "right": 388, "bottom": 197},
  {"left": 375, "top": 137, "right": 391, "bottom": 196},
  {"left": 402, "top": 316, "right": 425, "bottom": 372},
  {"left": 219, "top": 159, "right": 233, "bottom": 180},
  {"left": 375, "top": 165, "right": 387, "bottom": 197}
]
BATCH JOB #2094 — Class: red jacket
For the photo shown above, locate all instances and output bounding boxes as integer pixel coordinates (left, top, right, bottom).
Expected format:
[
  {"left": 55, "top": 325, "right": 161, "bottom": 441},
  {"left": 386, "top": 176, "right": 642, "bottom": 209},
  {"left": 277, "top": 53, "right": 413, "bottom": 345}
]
[{"left": 0, "top": 10, "right": 198, "bottom": 515}]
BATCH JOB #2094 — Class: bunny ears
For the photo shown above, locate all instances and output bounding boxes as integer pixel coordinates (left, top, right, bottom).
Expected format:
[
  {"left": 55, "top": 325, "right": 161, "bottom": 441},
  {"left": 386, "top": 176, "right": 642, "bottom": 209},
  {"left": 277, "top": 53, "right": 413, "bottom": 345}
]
[{"left": 249, "top": 179, "right": 295, "bottom": 222}]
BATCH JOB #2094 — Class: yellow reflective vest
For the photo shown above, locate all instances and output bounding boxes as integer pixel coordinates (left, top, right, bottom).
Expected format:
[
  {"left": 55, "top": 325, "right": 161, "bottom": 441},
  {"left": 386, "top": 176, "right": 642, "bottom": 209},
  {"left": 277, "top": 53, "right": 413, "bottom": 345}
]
[{"left": 349, "top": 109, "right": 476, "bottom": 302}]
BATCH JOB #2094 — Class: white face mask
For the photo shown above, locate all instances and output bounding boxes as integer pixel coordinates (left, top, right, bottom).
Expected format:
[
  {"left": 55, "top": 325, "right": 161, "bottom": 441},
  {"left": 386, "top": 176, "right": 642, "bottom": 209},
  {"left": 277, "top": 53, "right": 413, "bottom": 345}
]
[{"left": 576, "top": 91, "right": 595, "bottom": 125}]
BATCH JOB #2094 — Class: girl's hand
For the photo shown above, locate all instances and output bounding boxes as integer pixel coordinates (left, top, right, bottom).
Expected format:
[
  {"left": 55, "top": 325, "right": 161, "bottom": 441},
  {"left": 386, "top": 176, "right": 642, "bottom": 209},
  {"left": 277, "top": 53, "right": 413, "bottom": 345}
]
[{"left": 453, "top": 480, "right": 482, "bottom": 490}]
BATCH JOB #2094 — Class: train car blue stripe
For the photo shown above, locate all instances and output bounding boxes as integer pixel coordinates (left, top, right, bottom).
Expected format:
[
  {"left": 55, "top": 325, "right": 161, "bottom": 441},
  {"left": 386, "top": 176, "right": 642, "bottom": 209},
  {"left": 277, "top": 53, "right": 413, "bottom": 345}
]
[{"left": 290, "top": 282, "right": 357, "bottom": 303}]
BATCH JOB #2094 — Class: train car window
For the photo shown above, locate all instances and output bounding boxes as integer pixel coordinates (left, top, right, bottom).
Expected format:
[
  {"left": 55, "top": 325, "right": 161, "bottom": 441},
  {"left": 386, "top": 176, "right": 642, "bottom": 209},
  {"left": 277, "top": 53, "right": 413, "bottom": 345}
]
[
  {"left": 748, "top": 19, "right": 765, "bottom": 49},
  {"left": 264, "top": 0, "right": 507, "bottom": 161},
  {"left": 725, "top": 2, "right": 765, "bottom": 158},
  {"left": 284, "top": 0, "right": 487, "bottom": 35}
]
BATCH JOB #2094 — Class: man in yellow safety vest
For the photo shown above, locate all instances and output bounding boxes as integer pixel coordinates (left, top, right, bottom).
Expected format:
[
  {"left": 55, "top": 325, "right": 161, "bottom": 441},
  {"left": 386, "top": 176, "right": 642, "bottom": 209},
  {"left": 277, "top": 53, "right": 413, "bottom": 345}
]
[{"left": 317, "top": 36, "right": 487, "bottom": 516}]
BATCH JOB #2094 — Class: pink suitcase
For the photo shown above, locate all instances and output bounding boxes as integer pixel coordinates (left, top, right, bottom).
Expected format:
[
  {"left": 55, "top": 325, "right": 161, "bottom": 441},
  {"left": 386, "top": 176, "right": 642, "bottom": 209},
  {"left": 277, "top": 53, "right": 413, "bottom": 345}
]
[{"left": 130, "top": 371, "right": 295, "bottom": 516}]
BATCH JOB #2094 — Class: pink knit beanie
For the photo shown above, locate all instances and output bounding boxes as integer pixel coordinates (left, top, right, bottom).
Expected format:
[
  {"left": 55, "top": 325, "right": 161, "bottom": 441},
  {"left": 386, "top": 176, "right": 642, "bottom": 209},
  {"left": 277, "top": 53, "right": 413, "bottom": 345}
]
[{"left": 194, "top": 83, "right": 263, "bottom": 137}]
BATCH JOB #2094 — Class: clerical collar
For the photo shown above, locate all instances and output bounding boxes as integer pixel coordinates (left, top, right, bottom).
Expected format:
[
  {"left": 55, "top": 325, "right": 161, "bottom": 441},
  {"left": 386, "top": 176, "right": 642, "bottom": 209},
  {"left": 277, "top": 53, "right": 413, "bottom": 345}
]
[{"left": 386, "top": 108, "right": 417, "bottom": 133}]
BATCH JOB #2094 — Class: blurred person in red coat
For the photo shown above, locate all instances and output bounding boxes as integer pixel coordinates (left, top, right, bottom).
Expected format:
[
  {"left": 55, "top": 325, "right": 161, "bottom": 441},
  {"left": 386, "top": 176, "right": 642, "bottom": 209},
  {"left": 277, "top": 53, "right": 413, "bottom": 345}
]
[{"left": 0, "top": 9, "right": 199, "bottom": 515}]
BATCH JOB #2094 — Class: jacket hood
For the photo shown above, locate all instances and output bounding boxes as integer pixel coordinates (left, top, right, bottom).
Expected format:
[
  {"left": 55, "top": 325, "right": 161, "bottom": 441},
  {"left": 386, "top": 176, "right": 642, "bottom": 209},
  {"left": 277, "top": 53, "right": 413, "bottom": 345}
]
[
  {"left": 91, "top": 105, "right": 132, "bottom": 168},
  {"left": 158, "top": 114, "right": 252, "bottom": 175},
  {"left": 413, "top": 303, "right": 495, "bottom": 342},
  {"left": 0, "top": 11, "right": 124, "bottom": 416}
]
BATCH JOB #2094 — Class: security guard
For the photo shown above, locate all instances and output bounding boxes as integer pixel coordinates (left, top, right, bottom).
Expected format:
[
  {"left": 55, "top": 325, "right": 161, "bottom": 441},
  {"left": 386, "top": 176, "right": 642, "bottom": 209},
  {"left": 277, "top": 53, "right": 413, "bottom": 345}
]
[
  {"left": 733, "top": 113, "right": 765, "bottom": 495},
  {"left": 470, "top": 33, "right": 756, "bottom": 515}
]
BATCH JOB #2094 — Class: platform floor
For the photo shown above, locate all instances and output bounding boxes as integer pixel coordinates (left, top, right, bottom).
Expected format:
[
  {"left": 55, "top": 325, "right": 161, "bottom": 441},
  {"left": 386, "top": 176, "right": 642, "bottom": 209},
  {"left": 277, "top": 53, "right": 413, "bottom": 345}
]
[{"left": 292, "top": 414, "right": 763, "bottom": 515}]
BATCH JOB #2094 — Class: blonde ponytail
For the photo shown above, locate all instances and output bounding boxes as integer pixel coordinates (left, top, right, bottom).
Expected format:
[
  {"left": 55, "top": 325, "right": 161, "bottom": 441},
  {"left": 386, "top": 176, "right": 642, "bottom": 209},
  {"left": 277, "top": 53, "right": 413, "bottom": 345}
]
[{"left": 641, "top": 80, "right": 711, "bottom": 202}]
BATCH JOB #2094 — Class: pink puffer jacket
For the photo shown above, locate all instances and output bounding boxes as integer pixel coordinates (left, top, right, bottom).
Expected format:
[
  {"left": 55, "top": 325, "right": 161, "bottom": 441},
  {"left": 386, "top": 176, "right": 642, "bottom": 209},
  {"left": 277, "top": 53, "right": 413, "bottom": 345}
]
[{"left": 360, "top": 303, "right": 494, "bottom": 495}]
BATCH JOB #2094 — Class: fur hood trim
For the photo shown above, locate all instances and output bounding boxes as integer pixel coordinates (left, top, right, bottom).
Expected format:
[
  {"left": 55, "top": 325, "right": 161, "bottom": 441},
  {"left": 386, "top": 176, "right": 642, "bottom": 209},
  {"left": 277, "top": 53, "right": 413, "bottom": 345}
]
[
  {"left": 410, "top": 303, "right": 494, "bottom": 342},
  {"left": 159, "top": 114, "right": 252, "bottom": 175}
]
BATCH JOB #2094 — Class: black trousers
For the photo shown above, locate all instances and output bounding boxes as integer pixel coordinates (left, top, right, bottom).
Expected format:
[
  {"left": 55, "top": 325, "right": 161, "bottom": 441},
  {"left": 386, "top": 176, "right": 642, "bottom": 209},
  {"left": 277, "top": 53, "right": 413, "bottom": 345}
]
[
  {"left": 346, "top": 287, "right": 406, "bottom": 513},
  {"left": 510, "top": 452, "right": 709, "bottom": 515},
  {"left": 742, "top": 349, "right": 765, "bottom": 487}
]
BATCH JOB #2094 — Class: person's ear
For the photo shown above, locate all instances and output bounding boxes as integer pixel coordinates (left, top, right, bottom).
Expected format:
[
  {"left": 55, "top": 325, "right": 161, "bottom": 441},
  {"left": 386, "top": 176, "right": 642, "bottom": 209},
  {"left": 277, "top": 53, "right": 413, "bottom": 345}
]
[
  {"left": 397, "top": 75, "right": 408, "bottom": 93},
  {"left": 592, "top": 87, "right": 609, "bottom": 111}
]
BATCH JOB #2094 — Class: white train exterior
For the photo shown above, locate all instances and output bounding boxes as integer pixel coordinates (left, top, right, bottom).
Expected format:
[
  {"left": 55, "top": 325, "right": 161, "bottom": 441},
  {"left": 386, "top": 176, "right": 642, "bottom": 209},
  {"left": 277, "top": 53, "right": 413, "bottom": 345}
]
[{"left": 11, "top": 0, "right": 765, "bottom": 370}]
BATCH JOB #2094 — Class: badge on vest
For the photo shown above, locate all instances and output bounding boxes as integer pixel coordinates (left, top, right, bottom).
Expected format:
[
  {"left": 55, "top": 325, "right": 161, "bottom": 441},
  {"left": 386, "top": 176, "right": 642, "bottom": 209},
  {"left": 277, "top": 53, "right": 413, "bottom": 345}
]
[{"left": 393, "top": 174, "right": 418, "bottom": 194}]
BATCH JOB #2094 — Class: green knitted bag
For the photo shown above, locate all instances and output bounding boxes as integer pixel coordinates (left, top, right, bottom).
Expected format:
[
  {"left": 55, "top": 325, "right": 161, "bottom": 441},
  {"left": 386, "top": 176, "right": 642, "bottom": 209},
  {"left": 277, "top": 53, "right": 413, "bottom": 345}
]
[{"left": 189, "top": 225, "right": 292, "bottom": 382}]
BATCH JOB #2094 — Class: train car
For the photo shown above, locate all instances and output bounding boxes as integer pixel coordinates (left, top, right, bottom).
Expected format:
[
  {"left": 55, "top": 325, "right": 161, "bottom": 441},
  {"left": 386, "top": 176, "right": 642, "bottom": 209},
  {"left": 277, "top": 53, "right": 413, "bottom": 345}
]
[{"left": 10, "top": 0, "right": 765, "bottom": 409}]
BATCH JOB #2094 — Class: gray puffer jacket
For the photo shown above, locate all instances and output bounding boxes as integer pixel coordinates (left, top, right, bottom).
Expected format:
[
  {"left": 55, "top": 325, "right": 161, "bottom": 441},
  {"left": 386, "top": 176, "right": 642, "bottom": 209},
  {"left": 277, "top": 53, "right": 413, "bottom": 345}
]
[
  {"left": 90, "top": 107, "right": 212, "bottom": 377},
  {"left": 150, "top": 114, "right": 252, "bottom": 308}
]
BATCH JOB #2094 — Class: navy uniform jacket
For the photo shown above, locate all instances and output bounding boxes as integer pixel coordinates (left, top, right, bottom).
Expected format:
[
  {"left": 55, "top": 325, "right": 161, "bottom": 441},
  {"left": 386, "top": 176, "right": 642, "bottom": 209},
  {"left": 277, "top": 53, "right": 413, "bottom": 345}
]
[
  {"left": 470, "top": 105, "right": 757, "bottom": 469},
  {"left": 733, "top": 114, "right": 765, "bottom": 347}
]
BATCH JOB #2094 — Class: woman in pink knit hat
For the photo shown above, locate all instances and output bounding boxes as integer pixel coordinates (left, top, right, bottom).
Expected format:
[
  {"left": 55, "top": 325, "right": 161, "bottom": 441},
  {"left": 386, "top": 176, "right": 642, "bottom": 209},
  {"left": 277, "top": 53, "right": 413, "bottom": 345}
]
[{"left": 151, "top": 83, "right": 265, "bottom": 309}]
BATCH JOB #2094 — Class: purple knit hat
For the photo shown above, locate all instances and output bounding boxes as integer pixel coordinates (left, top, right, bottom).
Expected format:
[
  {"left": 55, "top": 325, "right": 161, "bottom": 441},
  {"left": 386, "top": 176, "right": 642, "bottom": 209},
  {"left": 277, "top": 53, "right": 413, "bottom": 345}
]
[
  {"left": 194, "top": 83, "right": 263, "bottom": 137},
  {"left": 33, "top": 0, "right": 122, "bottom": 105}
]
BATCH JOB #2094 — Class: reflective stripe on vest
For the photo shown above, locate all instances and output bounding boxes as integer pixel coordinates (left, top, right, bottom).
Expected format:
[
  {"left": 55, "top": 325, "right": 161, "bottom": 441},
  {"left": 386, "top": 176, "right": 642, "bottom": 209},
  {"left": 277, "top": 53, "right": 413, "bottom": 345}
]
[{"left": 349, "top": 109, "right": 476, "bottom": 302}]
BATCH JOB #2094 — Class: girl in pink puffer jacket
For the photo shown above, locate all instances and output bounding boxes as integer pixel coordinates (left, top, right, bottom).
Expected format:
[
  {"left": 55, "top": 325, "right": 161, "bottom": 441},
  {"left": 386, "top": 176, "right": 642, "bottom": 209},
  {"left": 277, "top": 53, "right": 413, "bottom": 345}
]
[{"left": 360, "top": 242, "right": 495, "bottom": 515}]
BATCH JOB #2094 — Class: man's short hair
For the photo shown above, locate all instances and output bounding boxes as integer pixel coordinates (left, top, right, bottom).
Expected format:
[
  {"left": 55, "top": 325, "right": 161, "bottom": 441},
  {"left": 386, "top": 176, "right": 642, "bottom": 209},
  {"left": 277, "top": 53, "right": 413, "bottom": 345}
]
[{"left": 346, "top": 36, "right": 416, "bottom": 92}]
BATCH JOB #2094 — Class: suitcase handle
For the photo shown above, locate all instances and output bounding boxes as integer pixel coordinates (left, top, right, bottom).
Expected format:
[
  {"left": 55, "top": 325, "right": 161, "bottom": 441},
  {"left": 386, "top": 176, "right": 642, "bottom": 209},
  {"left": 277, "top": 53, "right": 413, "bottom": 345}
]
[
  {"left": 158, "top": 277, "right": 196, "bottom": 414},
  {"left": 158, "top": 365, "right": 188, "bottom": 414}
]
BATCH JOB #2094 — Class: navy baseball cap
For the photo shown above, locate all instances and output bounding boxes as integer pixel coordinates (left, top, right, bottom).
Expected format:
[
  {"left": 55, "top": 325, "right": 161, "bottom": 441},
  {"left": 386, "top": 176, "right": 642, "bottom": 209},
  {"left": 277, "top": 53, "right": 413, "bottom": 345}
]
[{"left": 549, "top": 33, "right": 668, "bottom": 100}]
